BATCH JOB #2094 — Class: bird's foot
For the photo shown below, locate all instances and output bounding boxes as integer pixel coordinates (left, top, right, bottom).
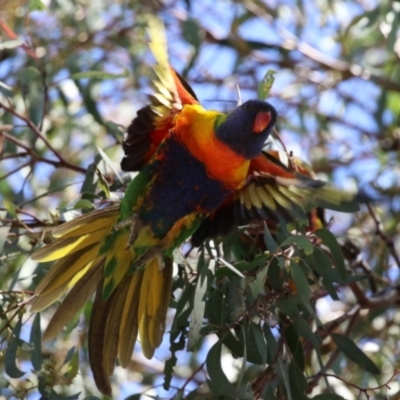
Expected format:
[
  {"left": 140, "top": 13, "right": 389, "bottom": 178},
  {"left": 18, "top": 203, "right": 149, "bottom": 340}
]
[
  {"left": 113, "top": 214, "right": 142, "bottom": 249},
  {"left": 136, "top": 245, "right": 163, "bottom": 269}
]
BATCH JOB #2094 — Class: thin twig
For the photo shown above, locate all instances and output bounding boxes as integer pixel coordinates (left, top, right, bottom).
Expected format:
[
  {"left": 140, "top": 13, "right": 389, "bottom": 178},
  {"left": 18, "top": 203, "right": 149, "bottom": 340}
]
[
  {"left": 367, "top": 203, "right": 400, "bottom": 269},
  {"left": 0, "top": 102, "right": 86, "bottom": 174}
]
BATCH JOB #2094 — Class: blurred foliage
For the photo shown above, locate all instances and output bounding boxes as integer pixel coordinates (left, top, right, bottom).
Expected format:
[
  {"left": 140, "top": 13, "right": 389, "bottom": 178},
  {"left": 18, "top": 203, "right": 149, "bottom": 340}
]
[{"left": 1, "top": 0, "right": 400, "bottom": 399}]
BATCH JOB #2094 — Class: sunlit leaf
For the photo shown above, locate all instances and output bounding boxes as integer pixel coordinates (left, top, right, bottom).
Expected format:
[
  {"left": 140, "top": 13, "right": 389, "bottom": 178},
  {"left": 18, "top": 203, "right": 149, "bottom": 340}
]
[
  {"left": 188, "top": 270, "right": 209, "bottom": 350},
  {"left": 258, "top": 69, "right": 277, "bottom": 100},
  {"left": 64, "top": 351, "right": 79, "bottom": 380},
  {"left": 28, "top": 0, "right": 46, "bottom": 10},
  {"left": 283, "top": 235, "right": 314, "bottom": 255}
]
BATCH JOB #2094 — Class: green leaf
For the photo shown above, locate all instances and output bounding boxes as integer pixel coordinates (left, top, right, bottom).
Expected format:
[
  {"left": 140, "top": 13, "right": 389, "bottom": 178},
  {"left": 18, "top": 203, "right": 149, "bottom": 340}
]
[
  {"left": 292, "top": 318, "right": 325, "bottom": 374},
  {"left": 283, "top": 235, "right": 314, "bottom": 255},
  {"left": 206, "top": 341, "right": 237, "bottom": 397},
  {"left": 284, "top": 324, "right": 305, "bottom": 371},
  {"left": 28, "top": 0, "right": 46, "bottom": 10},
  {"left": 247, "top": 322, "right": 267, "bottom": 364},
  {"left": 315, "top": 229, "right": 346, "bottom": 279},
  {"left": 64, "top": 351, "right": 79, "bottom": 380},
  {"left": 73, "top": 199, "right": 95, "bottom": 211},
  {"left": 387, "top": 9, "right": 400, "bottom": 51},
  {"left": 182, "top": 19, "right": 203, "bottom": 49},
  {"left": 307, "top": 248, "right": 338, "bottom": 300},
  {"left": 236, "top": 383, "right": 255, "bottom": 399},
  {"left": 313, "top": 395, "right": 347, "bottom": 400},
  {"left": 219, "top": 326, "right": 244, "bottom": 359},
  {"left": 263, "top": 323, "right": 278, "bottom": 363},
  {"left": 105, "top": 121, "right": 125, "bottom": 144},
  {"left": 276, "top": 298, "right": 301, "bottom": 320},
  {"left": 288, "top": 361, "right": 308, "bottom": 400},
  {"left": 5, "top": 319, "right": 25, "bottom": 378},
  {"left": 71, "top": 69, "right": 129, "bottom": 80},
  {"left": 80, "top": 163, "right": 97, "bottom": 195},
  {"left": 263, "top": 223, "right": 278, "bottom": 252},
  {"left": 19, "top": 67, "right": 44, "bottom": 126},
  {"left": 233, "top": 253, "right": 270, "bottom": 273},
  {"left": 30, "top": 313, "right": 42, "bottom": 371},
  {"left": 0, "top": 81, "right": 14, "bottom": 97},
  {"left": 3, "top": 200, "right": 18, "bottom": 218},
  {"left": 0, "top": 39, "right": 24, "bottom": 50},
  {"left": 20, "top": 66, "right": 41, "bottom": 86},
  {"left": 258, "top": 69, "right": 277, "bottom": 100},
  {"left": 276, "top": 357, "right": 293, "bottom": 400},
  {"left": 95, "top": 168, "right": 111, "bottom": 199},
  {"left": 96, "top": 146, "right": 122, "bottom": 184},
  {"left": 0, "top": 226, "right": 11, "bottom": 254},
  {"left": 206, "top": 286, "right": 227, "bottom": 327},
  {"left": 164, "top": 329, "right": 186, "bottom": 391},
  {"left": 315, "top": 198, "right": 359, "bottom": 213},
  {"left": 290, "top": 262, "right": 314, "bottom": 316},
  {"left": 264, "top": 384, "right": 276, "bottom": 400},
  {"left": 188, "top": 270, "right": 209, "bottom": 350},
  {"left": 63, "top": 346, "right": 77, "bottom": 365},
  {"left": 331, "top": 333, "right": 380, "bottom": 374},
  {"left": 249, "top": 262, "right": 270, "bottom": 297}
]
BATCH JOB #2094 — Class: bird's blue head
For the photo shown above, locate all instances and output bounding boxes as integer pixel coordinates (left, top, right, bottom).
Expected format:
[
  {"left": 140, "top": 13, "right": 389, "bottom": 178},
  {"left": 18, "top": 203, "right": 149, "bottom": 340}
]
[{"left": 215, "top": 100, "right": 277, "bottom": 159}]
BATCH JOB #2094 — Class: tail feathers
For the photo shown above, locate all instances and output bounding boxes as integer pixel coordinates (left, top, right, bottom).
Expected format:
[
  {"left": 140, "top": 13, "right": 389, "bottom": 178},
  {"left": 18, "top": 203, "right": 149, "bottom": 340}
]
[
  {"left": 118, "top": 271, "right": 143, "bottom": 367},
  {"left": 103, "top": 277, "right": 132, "bottom": 377},
  {"left": 88, "top": 277, "right": 114, "bottom": 397},
  {"left": 31, "top": 206, "right": 119, "bottom": 313},
  {"left": 31, "top": 204, "right": 174, "bottom": 396},
  {"left": 52, "top": 206, "right": 120, "bottom": 238},
  {"left": 34, "top": 243, "right": 99, "bottom": 297},
  {"left": 102, "top": 232, "right": 135, "bottom": 300},
  {"left": 138, "top": 256, "right": 173, "bottom": 358},
  {"left": 87, "top": 256, "right": 173, "bottom": 395},
  {"left": 32, "top": 229, "right": 107, "bottom": 263},
  {"left": 42, "top": 260, "right": 103, "bottom": 341}
]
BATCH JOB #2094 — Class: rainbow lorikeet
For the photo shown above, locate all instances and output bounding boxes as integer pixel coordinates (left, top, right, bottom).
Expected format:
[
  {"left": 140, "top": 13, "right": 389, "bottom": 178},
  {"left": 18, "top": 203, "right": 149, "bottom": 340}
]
[
  {"left": 31, "top": 18, "right": 358, "bottom": 396},
  {"left": 30, "top": 19, "right": 277, "bottom": 395}
]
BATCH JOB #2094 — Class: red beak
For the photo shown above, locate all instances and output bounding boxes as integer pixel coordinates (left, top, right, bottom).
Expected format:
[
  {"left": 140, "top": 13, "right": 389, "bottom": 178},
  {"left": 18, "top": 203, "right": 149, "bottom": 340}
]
[{"left": 253, "top": 111, "right": 272, "bottom": 134}]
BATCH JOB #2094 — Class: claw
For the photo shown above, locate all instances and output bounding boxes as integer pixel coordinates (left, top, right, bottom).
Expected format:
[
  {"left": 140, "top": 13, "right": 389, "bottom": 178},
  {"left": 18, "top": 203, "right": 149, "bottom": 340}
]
[
  {"left": 136, "top": 245, "right": 163, "bottom": 268},
  {"left": 113, "top": 214, "right": 142, "bottom": 249}
]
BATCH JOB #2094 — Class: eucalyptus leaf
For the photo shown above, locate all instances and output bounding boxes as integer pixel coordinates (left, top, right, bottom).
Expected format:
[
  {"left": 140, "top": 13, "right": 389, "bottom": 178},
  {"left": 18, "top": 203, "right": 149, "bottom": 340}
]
[{"left": 331, "top": 333, "right": 380, "bottom": 374}]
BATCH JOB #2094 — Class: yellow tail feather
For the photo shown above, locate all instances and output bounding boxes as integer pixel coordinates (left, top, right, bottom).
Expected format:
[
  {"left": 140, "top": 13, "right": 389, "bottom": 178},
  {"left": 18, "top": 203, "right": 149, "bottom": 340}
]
[
  {"left": 32, "top": 230, "right": 106, "bottom": 262},
  {"left": 42, "top": 261, "right": 103, "bottom": 341},
  {"left": 103, "top": 233, "right": 134, "bottom": 293},
  {"left": 35, "top": 244, "right": 99, "bottom": 296},
  {"left": 118, "top": 271, "right": 143, "bottom": 367},
  {"left": 137, "top": 256, "right": 173, "bottom": 358},
  {"left": 52, "top": 206, "right": 120, "bottom": 238}
]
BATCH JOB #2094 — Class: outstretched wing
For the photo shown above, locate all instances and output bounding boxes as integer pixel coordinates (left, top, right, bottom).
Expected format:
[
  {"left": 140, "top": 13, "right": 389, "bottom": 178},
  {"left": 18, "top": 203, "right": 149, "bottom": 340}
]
[
  {"left": 234, "top": 150, "right": 358, "bottom": 224},
  {"left": 191, "top": 149, "right": 358, "bottom": 246},
  {"left": 121, "top": 17, "right": 199, "bottom": 172}
]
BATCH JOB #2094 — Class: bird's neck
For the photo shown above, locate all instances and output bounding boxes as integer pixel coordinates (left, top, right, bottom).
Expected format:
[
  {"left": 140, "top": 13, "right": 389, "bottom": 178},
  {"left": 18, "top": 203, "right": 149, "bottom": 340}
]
[{"left": 174, "top": 104, "right": 250, "bottom": 189}]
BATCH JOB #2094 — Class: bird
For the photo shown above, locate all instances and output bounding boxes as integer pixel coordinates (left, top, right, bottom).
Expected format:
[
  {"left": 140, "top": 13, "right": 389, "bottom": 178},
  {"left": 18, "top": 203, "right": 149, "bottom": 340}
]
[
  {"left": 30, "top": 16, "right": 360, "bottom": 396},
  {"left": 30, "top": 16, "right": 282, "bottom": 396}
]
